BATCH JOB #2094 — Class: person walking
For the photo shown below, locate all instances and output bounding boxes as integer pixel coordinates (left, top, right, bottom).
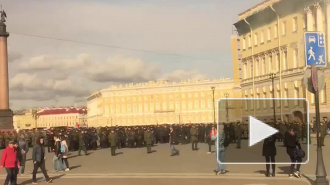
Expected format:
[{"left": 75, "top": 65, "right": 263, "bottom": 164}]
[
  {"left": 18, "top": 134, "right": 29, "bottom": 175},
  {"left": 78, "top": 131, "right": 87, "bottom": 156},
  {"left": 144, "top": 128, "right": 153, "bottom": 154},
  {"left": 108, "top": 130, "right": 118, "bottom": 156},
  {"left": 190, "top": 125, "right": 198, "bottom": 151},
  {"left": 207, "top": 126, "right": 217, "bottom": 154},
  {"left": 1, "top": 141, "right": 20, "bottom": 185},
  {"left": 285, "top": 128, "right": 302, "bottom": 178},
  {"left": 32, "top": 137, "right": 52, "bottom": 184},
  {"left": 53, "top": 135, "right": 63, "bottom": 172},
  {"left": 262, "top": 134, "right": 276, "bottom": 177},
  {"left": 61, "top": 140, "right": 70, "bottom": 171},
  {"left": 213, "top": 124, "right": 226, "bottom": 175},
  {"left": 169, "top": 126, "right": 179, "bottom": 156}
]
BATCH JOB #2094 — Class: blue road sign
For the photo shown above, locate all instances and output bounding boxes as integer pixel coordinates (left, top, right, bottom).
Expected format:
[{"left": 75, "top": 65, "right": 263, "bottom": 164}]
[{"left": 305, "top": 32, "right": 326, "bottom": 67}]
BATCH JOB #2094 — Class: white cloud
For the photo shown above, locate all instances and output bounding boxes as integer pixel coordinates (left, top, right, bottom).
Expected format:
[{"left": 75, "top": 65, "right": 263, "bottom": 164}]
[
  {"left": 161, "top": 69, "right": 206, "bottom": 82},
  {"left": 10, "top": 73, "right": 89, "bottom": 99},
  {"left": 84, "top": 55, "right": 160, "bottom": 83}
]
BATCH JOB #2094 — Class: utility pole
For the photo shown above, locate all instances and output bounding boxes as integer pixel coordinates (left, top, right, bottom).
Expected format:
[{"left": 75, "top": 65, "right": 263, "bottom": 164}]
[
  {"left": 224, "top": 93, "right": 229, "bottom": 121},
  {"left": 211, "top": 87, "right": 216, "bottom": 124},
  {"left": 269, "top": 73, "right": 277, "bottom": 123}
]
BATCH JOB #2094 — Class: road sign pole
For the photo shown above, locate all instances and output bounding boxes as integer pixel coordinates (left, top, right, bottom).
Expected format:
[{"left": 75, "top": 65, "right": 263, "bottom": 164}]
[{"left": 312, "top": 67, "right": 328, "bottom": 185}]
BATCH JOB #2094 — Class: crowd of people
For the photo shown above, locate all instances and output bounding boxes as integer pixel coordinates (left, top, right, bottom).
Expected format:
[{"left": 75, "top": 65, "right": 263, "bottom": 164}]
[{"left": 0, "top": 121, "right": 327, "bottom": 184}]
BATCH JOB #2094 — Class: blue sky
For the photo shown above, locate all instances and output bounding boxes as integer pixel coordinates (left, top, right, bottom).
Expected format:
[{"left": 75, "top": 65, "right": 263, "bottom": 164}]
[{"left": 2, "top": 0, "right": 264, "bottom": 109}]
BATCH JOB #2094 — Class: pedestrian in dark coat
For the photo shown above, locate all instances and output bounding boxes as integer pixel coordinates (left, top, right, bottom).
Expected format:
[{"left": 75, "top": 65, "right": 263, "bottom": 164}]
[
  {"left": 108, "top": 130, "right": 118, "bottom": 156},
  {"left": 285, "top": 128, "right": 302, "bottom": 178},
  {"left": 169, "top": 126, "right": 179, "bottom": 156},
  {"left": 190, "top": 126, "right": 198, "bottom": 151},
  {"left": 144, "top": 129, "right": 153, "bottom": 153},
  {"left": 262, "top": 134, "right": 276, "bottom": 177}
]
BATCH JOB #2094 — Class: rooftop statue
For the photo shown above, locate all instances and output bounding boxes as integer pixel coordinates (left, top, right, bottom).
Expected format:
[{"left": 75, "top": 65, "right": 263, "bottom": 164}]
[{"left": 0, "top": 9, "right": 6, "bottom": 23}]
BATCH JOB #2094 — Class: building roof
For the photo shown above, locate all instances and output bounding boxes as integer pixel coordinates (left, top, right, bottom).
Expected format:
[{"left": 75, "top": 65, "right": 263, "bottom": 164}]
[
  {"left": 38, "top": 107, "right": 87, "bottom": 116},
  {"left": 238, "top": 0, "right": 281, "bottom": 20}
]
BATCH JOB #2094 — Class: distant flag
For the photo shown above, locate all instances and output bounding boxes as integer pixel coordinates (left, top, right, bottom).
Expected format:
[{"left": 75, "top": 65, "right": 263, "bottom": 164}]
[
  {"left": 189, "top": 121, "right": 192, "bottom": 126},
  {"left": 66, "top": 123, "right": 69, "bottom": 130},
  {"left": 77, "top": 122, "right": 80, "bottom": 128}
]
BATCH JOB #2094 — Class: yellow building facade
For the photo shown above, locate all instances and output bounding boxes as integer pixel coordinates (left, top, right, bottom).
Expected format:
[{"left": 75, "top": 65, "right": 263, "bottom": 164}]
[
  {"left": 13, "top": 107, "right": 87, "bottom": 130},
  {"left": 234, "top": 0, "right": 330, "bottom": 122},
  {"left": 13, "top": 109, "right": 35, "bottom": 130},
  {"left": 87, "top": 79, "right": 241, "bottom": 127}
]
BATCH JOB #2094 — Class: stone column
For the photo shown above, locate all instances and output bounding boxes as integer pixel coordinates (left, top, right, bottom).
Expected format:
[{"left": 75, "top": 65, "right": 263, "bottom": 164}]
[
  {"left": 315, "top": 3, "right": 323, "bottom": 32},
  {"left": 325, "top": 0, "right": 330, "bottom": 65},
  {"left": 305, "top": 7, "right": 314, "bottom": 31},
  {"left": 0, "top": 20, "right": 13, "bottom": 129}
]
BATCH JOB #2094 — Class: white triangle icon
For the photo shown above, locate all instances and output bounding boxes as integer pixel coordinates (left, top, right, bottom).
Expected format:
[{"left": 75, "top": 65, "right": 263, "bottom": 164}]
[{"left": 249, "top": 116, "right": 279, "bottom": 147}]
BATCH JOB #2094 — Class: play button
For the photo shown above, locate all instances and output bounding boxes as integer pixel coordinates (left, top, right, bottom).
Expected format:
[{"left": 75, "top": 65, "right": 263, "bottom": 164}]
[{"left": 249, "top": 116, "right": 279, "bottom": 147}]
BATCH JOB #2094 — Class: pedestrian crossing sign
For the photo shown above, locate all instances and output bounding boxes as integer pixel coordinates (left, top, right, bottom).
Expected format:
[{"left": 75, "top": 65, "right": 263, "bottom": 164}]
[{"left": 305, "top": 32, "right": 326, "bottom": 67}]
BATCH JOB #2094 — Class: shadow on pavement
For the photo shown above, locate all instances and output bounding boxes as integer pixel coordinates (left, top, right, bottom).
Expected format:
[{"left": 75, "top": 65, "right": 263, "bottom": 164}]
[
  {"left": 150, "top": 150, "right": 157, "bottom": 153},
  {"left": 278, "top": 166, "right": 291, "bottom": 174},
  {"left": 70, "top": 165, "right": 82, "bottom": 170},
  {"left": 20, "top": 174, "right": 65, "bottom": 185},
  {"left": 115, "top": 152, "right": 124, "bottom": 155},
  {"left": 302, "top": 174, "right": 315, "bottom": 185},
  {"left": 254, "top": 170, "right": 267, "bottom": 176}
]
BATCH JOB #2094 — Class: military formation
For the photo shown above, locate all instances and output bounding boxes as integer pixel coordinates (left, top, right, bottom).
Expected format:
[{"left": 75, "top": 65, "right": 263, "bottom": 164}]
[{"left": 0, "top": 120, "right": 328, "bottom": 154}]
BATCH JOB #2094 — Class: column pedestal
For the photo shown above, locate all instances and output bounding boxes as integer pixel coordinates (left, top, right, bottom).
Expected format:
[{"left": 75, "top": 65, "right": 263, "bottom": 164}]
[{"left": 0, "top": 109, "right": 13, "bottom": 130}]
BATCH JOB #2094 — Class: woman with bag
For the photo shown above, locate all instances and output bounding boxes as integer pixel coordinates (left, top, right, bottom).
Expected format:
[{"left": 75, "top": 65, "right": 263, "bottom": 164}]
[
  {"left": 285, "top": 127, "right": 303, "bottom": 178},
  {"left": 61, "top": 140, "right": 70, "bottom": 171}
]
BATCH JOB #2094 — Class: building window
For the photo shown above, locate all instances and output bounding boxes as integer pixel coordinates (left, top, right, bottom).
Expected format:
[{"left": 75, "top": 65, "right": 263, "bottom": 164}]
[
  {"left": 162, "top": 102, "right": 167, "bottom": 110},
  {"left": 262, "top": 57, "right": 266, "bottom": 75},
  {"left": 182, "top": 102, "right": 187, "bottom": 110},
  {"left": 244, "top": 96, "right": 248, "bottom": 111},
  {"left": 283, "top": 51, "right": 288, "bottom": 70},
  {"left": 250, "top": 61, "right": 253, "bottom": 78},
  {"left": 254, "top": 33, "right": 258, "bottom": 46},
  {"left": 292, "top": 17, "right": 298, "bottom": 32},
  {"left": 260, "top": 30, "right": 264, "bottom": 43},
  {"left": 156, "top": 103, "right": 160, "bottom": 110},
  {"left": 294, "top": 88, "right": 299, "bottom": 105},
  {"left": 267, "top": 27, "right": 271, "bottom": 41},
  {"left": 311, "top": 93, "right": 315, "bottom": 104},
  {"left": 194, "top": 101, "right": 199, "bottom": 109},
  {"left": 244, "top": 63, "right": 247, "bottom": 79},
  {"left": 284, "top": 89, "right": 289, "bottom": 106},
  {"left": 248, "top": 34, "right": 251, "bottom": 47},
  {"left": 282, "top": 21, "right": 286, "bottom": 36},
  {"left": 255, "top": 60, "right": 259, "bottom": 76},
  {"left": 242, "top": 38, "right": 246, "bottom": 50},
  {"left": 263, "top": 92, "right": 267, "bottom": 108},
  {"left": 268, "top": 55, "right": 273, "bottom": 73},
  {"left": 293, "top": 48, "right": 299, "bottom": 68},
  {"left": 250, "top": 95, "right": 254, "bottom": 110},
  {"left": 276, "top": 54, "right": 280, "bottom": 72},
  {"left": 256, "top": 94, "right": 260, "bottom": 109},
  {"left": 175, "top": 102, "right": 180, "bottom": 110},
  {"left": 321, "top": 85, "right": 327, "bottom": 103},
  {"left": 188, "top": 101, "right": 193, "bottom": 109},
  {"left": 274, "top": 24, "right": 278, "bottom": 38},
  {"left": 201, "top": 100, "right": 205, "bottom": 109}
]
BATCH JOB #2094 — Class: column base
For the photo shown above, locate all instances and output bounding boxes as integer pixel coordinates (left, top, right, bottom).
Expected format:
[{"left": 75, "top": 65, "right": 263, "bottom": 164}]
[{"left": 0, "top": 109, "right": 13, "bottom": 129}]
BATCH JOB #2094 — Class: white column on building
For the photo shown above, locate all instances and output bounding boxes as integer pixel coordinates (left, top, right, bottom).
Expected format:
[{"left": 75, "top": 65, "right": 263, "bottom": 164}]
[
  {"left": 305, "top": 7, "right": 314, "bottom": 31},
  {"left": 325, "top": 0, "right": 330, "bottom": 64},
  {"left": 315, "top": 3, "right": 323, "bottom": 32}
]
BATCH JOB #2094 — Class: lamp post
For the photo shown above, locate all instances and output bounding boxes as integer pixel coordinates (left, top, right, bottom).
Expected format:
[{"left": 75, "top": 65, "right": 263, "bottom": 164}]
[
  {"left": 269, "top": 73, "right": 277, "bottom": 123},
  {"left": 211, "top": 87, "right": 216, "bottom": 124},
  {"left": 224, "top": 93, "right": 229, "bottom": 121}
]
